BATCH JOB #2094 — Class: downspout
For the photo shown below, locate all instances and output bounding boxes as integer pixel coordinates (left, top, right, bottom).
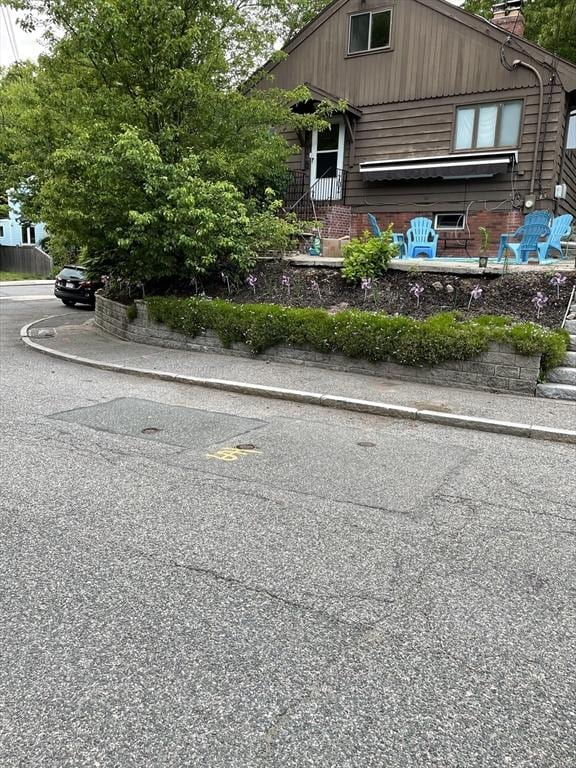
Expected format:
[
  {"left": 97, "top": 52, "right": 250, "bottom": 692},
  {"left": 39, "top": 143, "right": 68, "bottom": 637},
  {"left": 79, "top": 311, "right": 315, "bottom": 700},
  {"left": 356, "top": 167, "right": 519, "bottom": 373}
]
[{"left": 511, "top": 59, "right": 543, "bottom": 199}]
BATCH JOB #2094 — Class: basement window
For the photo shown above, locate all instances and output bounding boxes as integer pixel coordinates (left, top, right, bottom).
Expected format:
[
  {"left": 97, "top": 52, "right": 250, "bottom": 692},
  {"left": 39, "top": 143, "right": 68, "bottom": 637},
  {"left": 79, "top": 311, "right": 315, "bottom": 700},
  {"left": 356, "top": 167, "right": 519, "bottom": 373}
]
[
  {"left": 348, "top": 10, "right": 392, "bottom": 54},
  {"left": 434, "top": 213, "right": 466, "bottom": 230}
]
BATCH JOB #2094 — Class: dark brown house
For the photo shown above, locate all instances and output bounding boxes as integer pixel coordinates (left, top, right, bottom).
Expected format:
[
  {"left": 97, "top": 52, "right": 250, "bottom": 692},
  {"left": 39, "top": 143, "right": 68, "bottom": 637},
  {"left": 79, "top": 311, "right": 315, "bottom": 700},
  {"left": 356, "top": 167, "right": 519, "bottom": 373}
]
[{"left": 258, "top": 0, "right": 576, "bottom": 254}]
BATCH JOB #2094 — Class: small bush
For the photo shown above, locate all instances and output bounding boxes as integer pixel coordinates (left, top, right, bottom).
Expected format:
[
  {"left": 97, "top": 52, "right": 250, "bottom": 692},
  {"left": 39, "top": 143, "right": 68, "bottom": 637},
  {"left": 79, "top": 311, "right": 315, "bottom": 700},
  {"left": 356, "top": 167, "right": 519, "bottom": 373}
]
[
  {"left": 341, "top": 226, "right": 397, "bottom": 283},
  {"left": 146, "top": 298, "right": 568, "bottom": 375},
  {"left": 125, "top": 304, "right": 138, "bottom": 322}
]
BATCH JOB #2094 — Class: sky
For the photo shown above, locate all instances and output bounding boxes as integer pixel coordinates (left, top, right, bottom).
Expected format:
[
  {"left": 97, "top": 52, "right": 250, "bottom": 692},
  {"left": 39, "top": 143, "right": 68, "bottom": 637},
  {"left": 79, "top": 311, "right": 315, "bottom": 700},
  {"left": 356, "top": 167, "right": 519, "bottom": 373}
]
[
  {"left": 1, "top": 1, "right": 466, "bottom": 69},
  {"left": 0, "top": 6, "right": 47, "bottom": 67}
]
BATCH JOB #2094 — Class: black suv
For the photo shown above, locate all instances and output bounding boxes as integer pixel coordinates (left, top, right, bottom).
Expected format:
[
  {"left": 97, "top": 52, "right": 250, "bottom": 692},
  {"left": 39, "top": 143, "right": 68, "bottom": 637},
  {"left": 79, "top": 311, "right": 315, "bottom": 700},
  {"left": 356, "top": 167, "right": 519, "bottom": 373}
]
[{"left": 54, "top": 266, "right": 103, "bottom": 307}]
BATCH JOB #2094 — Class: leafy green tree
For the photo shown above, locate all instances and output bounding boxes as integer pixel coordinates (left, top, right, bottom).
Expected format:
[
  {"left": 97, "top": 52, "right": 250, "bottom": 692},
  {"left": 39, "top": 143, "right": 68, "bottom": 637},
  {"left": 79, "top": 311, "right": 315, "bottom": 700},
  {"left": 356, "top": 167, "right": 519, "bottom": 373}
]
[
  {"left": 1, "top": 0, "right": 333, "bottom": 283},
  {"left": 463, "top": 0, "right": 576, "bottom": 64}
]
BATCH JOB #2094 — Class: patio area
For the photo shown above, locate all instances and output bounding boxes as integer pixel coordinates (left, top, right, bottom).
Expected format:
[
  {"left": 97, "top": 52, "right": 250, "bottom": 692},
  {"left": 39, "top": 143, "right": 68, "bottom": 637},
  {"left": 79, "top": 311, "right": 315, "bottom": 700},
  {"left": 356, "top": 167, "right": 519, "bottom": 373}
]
[{"left": 282, "top": 253, "right": 576, "bottom": 276}]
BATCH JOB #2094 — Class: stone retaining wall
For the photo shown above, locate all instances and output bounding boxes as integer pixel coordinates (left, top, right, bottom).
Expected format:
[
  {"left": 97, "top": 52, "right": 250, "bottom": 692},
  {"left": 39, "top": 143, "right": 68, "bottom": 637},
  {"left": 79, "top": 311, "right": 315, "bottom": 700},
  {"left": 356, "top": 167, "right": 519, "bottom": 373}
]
[{"left": 95, "top": 294, "right": 541, "bottom": 395}]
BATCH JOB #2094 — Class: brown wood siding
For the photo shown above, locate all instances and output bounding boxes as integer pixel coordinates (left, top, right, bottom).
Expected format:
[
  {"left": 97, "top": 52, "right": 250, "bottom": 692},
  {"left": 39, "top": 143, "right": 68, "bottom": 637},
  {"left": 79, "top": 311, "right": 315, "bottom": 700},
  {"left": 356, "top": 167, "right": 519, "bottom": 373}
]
[
  {"left": 276, "top": 87, "right": 561, "bottom": 213},
  {"left": 265, "top": 0, "right": 548, "bottom": 107}
]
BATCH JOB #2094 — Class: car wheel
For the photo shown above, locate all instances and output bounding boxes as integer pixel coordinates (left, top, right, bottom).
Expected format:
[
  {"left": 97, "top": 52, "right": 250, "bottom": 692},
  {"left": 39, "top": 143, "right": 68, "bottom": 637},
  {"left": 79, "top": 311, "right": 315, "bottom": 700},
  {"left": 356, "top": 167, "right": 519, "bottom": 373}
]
[{"left": 61, "top": 299, "right": 76, "bottom": 307}]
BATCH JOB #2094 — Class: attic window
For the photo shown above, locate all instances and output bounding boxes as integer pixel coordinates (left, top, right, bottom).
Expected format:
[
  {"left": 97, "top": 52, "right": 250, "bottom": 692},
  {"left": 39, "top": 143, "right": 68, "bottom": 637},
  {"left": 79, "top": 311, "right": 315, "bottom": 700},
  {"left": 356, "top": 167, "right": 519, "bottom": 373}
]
[{"left": 348, "top": 10, "right": 392, "bottom": 54}]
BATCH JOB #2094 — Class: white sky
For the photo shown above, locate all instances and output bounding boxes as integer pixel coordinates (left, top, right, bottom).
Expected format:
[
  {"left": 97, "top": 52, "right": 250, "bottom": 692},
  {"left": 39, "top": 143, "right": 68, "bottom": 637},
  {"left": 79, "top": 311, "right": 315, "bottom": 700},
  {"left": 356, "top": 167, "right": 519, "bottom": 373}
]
[
  {"left": 0, "top": 6, "right": 47, "bottom": 67},
  {"left": 1, "top": 1, "right": 465, "bottom": 68}
]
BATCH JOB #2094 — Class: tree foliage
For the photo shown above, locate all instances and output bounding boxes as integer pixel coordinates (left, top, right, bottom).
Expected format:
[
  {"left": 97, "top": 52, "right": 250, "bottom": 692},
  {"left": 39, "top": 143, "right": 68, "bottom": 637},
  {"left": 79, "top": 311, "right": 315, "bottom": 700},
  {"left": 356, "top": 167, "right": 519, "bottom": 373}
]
[
  {"left": 463, "top": 0, "right": 576, "bottom": 64},
  {"left": 0, "top": 0, "right": 335, "bottom": 282}
]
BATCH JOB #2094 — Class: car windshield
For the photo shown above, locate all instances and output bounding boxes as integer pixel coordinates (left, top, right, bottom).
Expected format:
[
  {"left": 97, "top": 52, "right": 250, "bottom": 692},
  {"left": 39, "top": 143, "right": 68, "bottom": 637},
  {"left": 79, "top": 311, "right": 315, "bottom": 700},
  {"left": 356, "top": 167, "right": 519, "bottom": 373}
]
[{"left": 58, "top": 267, "right": 86, "bottom": 279}]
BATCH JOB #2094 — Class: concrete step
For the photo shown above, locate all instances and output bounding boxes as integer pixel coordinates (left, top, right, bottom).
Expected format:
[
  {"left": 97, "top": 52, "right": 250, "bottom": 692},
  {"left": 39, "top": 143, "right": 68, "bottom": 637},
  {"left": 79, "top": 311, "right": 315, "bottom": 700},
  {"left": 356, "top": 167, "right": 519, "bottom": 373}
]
[
  {"left": 564, "top": 351, "right": 576, "bottom": 366},
  {"left": 546, "top": 367, "right": 576, "bottom": 385},
  {"left": 569, "top": 335, "right": 576, "bottom": 352},
  {"left": 536, "top": 382, "right": 576, "bottom": 401},
  {"left": 565, "top": 319, "right": 576, "bottom": 333}
]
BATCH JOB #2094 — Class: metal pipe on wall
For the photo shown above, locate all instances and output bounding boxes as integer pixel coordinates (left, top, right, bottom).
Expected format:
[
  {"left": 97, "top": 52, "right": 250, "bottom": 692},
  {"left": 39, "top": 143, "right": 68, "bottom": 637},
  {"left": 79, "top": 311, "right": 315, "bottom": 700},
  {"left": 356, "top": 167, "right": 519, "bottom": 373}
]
[{"left": 511, "top": 59, "right": 544, "bottom": 199}]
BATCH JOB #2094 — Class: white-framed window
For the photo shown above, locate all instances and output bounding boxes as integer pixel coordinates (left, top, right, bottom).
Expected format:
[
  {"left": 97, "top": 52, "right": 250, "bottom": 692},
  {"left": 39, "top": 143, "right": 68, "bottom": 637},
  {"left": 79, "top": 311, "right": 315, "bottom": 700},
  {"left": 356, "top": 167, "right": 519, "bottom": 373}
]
[
  {"left": 434, "top": 213, "right": 466, "bottom": 230},
  {"left": 567, "top": 110, "right": 576, "bottom": 150},
  {"left": 0, "top": 226, "right": 4, "bottom": 238},
  {"left": 454, "top": 100, "right": 522, "bottom": 151},
  {"left": 348, "top": 9, "right": 392, "bottom": 54},
  {"left": 21, "top": 225, "right": 36, "bottom": 245}
]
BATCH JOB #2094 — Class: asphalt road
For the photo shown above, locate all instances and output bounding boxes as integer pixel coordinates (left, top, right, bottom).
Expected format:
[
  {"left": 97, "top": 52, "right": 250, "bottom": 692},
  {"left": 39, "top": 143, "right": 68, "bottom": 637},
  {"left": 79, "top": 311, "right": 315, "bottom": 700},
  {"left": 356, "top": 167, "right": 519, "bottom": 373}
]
[{"left": 1, "top": 284, "right": 575, "bottom": 767}]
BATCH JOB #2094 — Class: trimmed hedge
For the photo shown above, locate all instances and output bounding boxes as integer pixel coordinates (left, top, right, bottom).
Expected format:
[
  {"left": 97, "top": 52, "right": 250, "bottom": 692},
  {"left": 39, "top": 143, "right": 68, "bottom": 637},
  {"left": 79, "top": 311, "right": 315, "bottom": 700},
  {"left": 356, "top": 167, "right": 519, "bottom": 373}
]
[{"left": 145, "top": 297, "right": 569, "bottom": 374}]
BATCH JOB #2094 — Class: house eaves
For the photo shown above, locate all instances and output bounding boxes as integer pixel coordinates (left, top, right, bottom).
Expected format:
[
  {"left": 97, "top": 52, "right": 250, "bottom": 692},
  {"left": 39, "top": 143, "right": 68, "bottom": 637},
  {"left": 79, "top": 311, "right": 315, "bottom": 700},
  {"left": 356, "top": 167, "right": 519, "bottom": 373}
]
[{"left": 302, "top": 82, "right": 362, "bottom": 117}]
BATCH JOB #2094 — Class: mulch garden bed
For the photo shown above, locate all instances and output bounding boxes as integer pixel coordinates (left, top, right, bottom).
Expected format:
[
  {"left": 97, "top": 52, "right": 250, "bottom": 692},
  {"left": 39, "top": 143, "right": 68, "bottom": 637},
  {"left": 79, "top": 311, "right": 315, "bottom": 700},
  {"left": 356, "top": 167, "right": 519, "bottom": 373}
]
[{"left": 204, "top": 261, "right": 576, "bottom": 329}]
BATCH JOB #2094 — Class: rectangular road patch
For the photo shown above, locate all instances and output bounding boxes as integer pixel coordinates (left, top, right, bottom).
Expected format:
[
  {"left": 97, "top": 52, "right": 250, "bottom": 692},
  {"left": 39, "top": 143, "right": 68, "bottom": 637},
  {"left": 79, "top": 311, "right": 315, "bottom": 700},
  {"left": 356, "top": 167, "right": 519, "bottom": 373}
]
[{"left": 49, "top": 397, "right": 266, "bottom": 449}]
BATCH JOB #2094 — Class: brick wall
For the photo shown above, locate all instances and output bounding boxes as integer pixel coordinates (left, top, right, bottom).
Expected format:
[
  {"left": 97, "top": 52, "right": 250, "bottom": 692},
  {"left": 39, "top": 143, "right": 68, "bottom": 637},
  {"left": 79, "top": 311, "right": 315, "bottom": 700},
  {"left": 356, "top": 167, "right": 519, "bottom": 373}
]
[
  {"left": 321, "top": 205, "right": 352, "bottom": 238},
  {"left": 353, "top": 209, "right": 525, "bottom": 257},
  {"left": 95, "top": 295, "right": 542, "bottom": 395}
]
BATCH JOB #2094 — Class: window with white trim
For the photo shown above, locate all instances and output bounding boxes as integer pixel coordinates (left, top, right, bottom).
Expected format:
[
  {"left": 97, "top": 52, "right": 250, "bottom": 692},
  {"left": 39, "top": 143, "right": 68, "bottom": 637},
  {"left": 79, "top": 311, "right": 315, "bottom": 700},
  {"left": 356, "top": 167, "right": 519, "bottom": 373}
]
[
  {"left": 21, "top": 225, "right": 36, "bottom": 245},
  {"left": 567, "top": 110, "right": 576, "bottom": 150},
  {"left": 434, "top": 213, "right": 466, "bottom": 230},
  {"left": 348, "top": 9, "right": 392, "bottom": 54},
  {"left": 454, "top": 100, "right": 522, "bottom": 151},
  {"left": 0, "top": 226, "right": 4, "bottom": 238}
]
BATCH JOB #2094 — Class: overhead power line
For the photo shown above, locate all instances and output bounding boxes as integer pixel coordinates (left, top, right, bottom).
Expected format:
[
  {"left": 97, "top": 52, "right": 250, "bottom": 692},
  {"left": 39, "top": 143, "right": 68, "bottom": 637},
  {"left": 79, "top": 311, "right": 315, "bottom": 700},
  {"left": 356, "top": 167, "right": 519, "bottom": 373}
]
[{"left": 0, "top": 4, "right": 21, "bottom": 63}]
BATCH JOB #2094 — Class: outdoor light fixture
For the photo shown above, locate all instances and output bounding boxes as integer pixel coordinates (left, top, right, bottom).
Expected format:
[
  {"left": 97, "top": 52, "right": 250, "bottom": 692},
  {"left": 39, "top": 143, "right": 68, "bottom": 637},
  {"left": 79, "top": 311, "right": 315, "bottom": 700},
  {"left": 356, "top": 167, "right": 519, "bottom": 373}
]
[{"left": 478, "top": 255, "right": 489, "bottom": 268}]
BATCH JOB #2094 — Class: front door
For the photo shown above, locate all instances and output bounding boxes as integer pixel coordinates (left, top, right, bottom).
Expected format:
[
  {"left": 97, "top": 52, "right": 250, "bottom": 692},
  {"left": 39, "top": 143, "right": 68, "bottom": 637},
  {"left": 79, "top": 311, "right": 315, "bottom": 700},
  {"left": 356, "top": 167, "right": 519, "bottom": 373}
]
[{"left": 310, "top": 121, "right": 345, "bottom": 201}]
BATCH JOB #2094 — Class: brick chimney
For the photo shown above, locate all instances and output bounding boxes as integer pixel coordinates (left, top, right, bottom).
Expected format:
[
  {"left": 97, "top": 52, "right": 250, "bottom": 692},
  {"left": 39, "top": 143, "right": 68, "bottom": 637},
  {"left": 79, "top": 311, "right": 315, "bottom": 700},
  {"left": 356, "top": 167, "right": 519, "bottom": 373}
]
[{"left": 491, "top": 0, "right": 525, "bottom": 37}]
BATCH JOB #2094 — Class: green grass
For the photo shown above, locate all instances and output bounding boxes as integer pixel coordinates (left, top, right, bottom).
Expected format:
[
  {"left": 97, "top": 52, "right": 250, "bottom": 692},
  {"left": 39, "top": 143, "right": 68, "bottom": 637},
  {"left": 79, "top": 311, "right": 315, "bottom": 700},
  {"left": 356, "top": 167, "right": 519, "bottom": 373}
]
[{"left": 0, "top": 271, "right": 46, "bottom": 281}]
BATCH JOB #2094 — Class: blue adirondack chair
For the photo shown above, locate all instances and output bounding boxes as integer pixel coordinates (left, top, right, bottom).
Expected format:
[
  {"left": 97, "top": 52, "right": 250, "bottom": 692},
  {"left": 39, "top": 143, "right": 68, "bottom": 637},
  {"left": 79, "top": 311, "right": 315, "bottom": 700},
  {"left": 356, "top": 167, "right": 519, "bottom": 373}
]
[
  {"left": 537, "top": 214, "right": 573, "bottom": 262},
  {"left": 367, "top": 213, "right": 381, "bottom": 237},
  {"left": 496, "top": 210, "right": 551, "bottom": 262},
  {"left": 367, "top": 213, "right": 406, "bottom": 257},
  {"left": 392, "top": 233, "right": 407, "bottom": 259},
  {"left": 406, "top": 217, "right": 438, "bottom": 259},
  {"left": 499, "top": 217, "right": 551, "bottom": 264}
]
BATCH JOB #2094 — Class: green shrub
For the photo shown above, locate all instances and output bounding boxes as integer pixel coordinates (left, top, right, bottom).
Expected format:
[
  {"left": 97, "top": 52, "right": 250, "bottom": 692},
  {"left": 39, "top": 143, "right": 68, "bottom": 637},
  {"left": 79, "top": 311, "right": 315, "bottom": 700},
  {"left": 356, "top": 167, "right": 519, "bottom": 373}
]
[
  {"left": 145, "top": 298, "right": 568, "bottom": 374},
  {"left": 125, "top": 303, "right": 138, "bottom": 322},
  {"left": 341, "top": 226, "right": 397, "bottom": 283}
]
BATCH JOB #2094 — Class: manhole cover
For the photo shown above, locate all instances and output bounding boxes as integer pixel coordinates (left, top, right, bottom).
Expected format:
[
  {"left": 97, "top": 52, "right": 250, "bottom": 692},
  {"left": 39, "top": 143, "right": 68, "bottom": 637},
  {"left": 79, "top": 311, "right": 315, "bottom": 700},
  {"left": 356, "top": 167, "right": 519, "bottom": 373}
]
[
  {"left": 141, "top": 427, "right": 162, "bottom": 434},
  {"left": 357, "top": 441, "right": 376, "bottom": 447}
]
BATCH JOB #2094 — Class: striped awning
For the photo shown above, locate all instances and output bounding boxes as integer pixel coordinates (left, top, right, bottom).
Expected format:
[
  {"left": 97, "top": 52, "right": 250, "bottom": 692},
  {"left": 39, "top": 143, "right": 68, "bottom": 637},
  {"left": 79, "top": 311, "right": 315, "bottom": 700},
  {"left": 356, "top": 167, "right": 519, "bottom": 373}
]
[{"left": 359, "top": 151, "right": 517, "bottom": 181}]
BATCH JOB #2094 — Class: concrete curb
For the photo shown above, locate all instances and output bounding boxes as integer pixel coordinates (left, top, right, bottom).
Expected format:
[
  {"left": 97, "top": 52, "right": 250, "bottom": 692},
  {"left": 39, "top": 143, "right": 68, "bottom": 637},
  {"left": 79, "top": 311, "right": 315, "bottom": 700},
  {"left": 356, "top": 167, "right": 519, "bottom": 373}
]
[
  {"left": 0, "top": 280, "right": 54, "bottom": 286},
  {"left": 21, "top": 316, "right": 576, "bottom": 445}
]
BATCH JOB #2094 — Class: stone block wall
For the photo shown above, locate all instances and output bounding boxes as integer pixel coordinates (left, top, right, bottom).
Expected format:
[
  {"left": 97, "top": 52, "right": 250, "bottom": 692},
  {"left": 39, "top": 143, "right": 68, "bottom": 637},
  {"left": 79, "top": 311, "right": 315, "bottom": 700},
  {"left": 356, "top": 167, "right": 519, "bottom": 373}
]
[{"left": 95, "top": 294, "right": 541, "bottom": 395}]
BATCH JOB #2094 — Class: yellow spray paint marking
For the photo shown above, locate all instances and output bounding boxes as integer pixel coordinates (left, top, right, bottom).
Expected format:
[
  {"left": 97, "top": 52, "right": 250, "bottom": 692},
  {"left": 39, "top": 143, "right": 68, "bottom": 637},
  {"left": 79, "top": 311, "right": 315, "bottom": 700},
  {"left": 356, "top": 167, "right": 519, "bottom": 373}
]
[{"left": 204, "top": 446, "right": 261, "bottom": 462}]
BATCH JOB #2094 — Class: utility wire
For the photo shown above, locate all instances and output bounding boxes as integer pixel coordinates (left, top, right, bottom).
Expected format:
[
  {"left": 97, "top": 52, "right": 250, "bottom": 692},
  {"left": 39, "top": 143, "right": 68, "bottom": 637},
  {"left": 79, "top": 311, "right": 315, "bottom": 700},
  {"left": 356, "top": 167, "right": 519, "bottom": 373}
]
[{"left": 0, "top": 4, "right": 20, "bottom": 62}]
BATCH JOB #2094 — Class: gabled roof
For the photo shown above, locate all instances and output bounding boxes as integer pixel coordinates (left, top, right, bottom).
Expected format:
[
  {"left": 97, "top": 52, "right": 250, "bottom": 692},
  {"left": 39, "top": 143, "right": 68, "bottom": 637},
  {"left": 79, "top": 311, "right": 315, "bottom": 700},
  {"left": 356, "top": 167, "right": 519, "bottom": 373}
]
[
  {"left": 301, "top": 82, "right": 362, "bottom": 116},
  {"left": 263, "top": 0, "right": 576, "bottom": 93}
]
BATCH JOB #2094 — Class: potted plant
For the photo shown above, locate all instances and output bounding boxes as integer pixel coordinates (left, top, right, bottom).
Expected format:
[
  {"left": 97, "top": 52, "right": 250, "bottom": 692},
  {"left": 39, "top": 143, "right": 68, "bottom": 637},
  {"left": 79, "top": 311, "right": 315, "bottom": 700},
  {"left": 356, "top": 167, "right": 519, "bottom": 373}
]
[{"left": 478, "top": 226, "right": 490, "bottom": 268}]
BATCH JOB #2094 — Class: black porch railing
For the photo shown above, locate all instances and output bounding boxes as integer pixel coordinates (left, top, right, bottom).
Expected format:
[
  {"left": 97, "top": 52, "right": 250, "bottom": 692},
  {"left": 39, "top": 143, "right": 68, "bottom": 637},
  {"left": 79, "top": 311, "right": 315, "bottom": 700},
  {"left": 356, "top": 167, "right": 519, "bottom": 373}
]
[{"left": 282, "top": 168, "right": 348, "bottom": 221}]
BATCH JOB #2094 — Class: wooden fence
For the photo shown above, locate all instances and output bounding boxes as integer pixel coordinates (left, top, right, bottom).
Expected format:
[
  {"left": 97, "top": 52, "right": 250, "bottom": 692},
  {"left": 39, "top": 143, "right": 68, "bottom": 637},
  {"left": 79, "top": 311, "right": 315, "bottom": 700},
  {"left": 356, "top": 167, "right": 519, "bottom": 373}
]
[{"left": 0, "top": 245, "right": 53, "bottom": 277}]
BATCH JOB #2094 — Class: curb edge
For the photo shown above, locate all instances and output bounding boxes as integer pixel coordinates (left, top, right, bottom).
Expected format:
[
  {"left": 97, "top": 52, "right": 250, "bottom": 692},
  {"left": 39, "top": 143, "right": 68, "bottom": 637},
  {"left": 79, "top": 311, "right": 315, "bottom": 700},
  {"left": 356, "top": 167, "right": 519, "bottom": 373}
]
[{"left": 20, "top": 316, "right": 576, "bottom": 445}]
